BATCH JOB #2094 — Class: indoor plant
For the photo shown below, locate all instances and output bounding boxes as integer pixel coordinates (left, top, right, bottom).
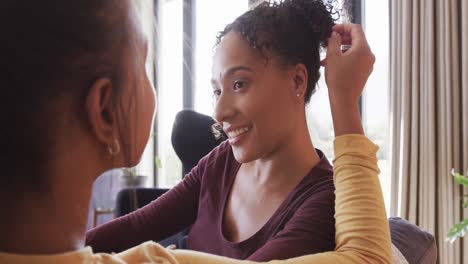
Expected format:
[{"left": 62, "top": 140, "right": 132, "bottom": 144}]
[
  {"left": 446, "top": 169, "right": 468, "bottom": 243},
  {"left": 120, "top": 155, "right": 162, "bottom": 188},
  {"left": 120, "top": 167, "right": 147, "bottom": 188}
]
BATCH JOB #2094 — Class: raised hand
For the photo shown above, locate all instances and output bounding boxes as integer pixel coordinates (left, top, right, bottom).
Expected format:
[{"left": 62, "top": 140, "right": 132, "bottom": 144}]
[{"left": 323, "top": 23, "right": 375, "bottom": 136}]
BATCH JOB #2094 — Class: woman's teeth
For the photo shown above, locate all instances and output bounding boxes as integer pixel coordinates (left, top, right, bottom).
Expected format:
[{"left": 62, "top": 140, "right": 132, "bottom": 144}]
[{"left": 227, "top": 126, "right": 250, "bottom": 138}]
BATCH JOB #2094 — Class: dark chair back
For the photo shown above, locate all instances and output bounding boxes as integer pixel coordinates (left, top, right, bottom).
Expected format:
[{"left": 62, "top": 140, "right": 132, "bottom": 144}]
[
  {"left": 171, "top": 109, "right": 225, "bottom": 175},
  {"left": 115, "top": 187, "right": 169, "bottom": 217}
]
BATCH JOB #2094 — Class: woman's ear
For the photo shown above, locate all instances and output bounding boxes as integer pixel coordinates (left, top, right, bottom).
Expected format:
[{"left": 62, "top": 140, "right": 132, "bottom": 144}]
[
  {"left": 293, "top": 63, "right": 308, "bottom": 98},
  {"left": 85, "top": 78, "right": 118, "bottom": 147}
]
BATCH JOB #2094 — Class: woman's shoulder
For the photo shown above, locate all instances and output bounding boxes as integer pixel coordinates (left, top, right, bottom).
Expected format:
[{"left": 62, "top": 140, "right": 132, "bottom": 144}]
[
  {"left": 196, "top": 140, "right": 234, "bottom": 169},
  {"left": 284, "top": 151, "right": 336, "bottom": 216},
  {"left": 205, "top": 139, "right": 232, "bottom": 160},
  {"left": 190, "top": 140, "right": 239, "bottom": 188},
  {"left": 300, "top": 149, "right": 335, "bottom": 189}
]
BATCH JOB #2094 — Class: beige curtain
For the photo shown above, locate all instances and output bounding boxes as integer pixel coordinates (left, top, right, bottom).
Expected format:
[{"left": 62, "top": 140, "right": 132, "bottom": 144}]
[{"left": 390, "top": 0, "right": 468, "bottom": 263}]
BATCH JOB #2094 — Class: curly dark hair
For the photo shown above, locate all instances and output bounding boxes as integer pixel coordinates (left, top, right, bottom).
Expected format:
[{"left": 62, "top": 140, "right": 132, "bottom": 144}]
[{"left": 217, "top": 0, "right": 340, "bottom": 103}]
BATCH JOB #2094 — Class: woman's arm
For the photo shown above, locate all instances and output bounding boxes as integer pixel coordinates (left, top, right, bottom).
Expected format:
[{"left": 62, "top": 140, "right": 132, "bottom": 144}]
[{"left": 86, "top": 162, "right": 203, "bottom": 253}]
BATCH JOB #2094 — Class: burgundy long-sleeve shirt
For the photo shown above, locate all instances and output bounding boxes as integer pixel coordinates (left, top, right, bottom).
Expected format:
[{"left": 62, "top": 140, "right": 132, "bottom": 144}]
[{"left": 86, "top": 141, "right": 335, "bottom": 261}]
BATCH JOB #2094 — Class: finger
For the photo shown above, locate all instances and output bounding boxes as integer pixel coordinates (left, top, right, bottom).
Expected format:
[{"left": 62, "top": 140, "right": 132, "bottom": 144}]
[
  {"left": 331, "top": 24, "right": 346, "bottom": 34},
  {"left": 326, "top": 31, "right": 342, "bottom": 58},
  {"left": 338, "top": 34, "right": 352, "bottom": 45},
  {"left": 332, "top": 23, "right": 362, "bottom": 34},
  {"left": 332, "top": 23, "right": 367, "bottom": 47},
  {"left": 321, "top": 46, "right": 349, "bottom": 67}
]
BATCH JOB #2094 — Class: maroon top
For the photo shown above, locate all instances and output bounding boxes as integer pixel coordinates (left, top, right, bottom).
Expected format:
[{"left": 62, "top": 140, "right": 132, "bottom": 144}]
[{"left": 86, "top": 141, "right": 335, "bottom": 261}]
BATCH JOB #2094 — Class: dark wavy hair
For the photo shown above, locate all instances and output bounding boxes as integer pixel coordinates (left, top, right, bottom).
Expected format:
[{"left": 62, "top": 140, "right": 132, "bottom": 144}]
[{"left": 217, "top": 0, "right": 340, "bottom": 103}]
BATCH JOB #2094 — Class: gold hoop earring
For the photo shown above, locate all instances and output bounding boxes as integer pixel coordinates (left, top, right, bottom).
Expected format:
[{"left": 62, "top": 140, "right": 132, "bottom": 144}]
[{"left": 107, "top": 138, "right": 120, "bottom": 156}]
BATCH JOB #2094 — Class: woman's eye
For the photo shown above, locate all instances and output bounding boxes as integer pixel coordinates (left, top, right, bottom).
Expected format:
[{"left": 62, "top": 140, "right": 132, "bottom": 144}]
[
  {"left": 233, "top": 80, "right": 247, "bottom": 90},
  {"left": 213, "top": 88, "right": 221, "bottom": 98}
]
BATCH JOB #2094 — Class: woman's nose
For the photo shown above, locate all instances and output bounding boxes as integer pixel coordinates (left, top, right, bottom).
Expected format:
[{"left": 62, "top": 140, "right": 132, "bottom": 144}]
[{"left": 213, "top": 91, "right": 236, "bottom": 123}]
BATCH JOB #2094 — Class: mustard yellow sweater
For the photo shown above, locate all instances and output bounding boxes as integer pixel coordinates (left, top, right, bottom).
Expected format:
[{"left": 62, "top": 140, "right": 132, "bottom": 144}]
[{"left": 0, "top": 135, "right": 392, "bottom": 264}]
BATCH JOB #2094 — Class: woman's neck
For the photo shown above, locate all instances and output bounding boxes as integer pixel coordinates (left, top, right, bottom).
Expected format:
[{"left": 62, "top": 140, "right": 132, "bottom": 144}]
[
  {"left": 249, "top": 120, "right": 320, "bottom": 188},
  {"left": 0, "top": 175, "right": 94, "bottom": 255}
]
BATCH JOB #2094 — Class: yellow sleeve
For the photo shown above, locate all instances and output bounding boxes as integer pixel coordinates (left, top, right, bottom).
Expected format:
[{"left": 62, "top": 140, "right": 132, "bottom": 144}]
[
  {"left": 115, "top": 134, "right": 392, "bottom": 264},
  {"left": 113, "top": 241, "right": 180, "bottom": 263}
]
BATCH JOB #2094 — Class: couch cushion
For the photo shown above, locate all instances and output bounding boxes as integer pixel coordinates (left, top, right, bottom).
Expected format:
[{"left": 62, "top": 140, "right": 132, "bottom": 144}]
[
  {"left": 392, "top": 243, "right": 409, "bottom": 264},
  {"left": 389, "top": 217, "right": 437, "bottom": 264}
]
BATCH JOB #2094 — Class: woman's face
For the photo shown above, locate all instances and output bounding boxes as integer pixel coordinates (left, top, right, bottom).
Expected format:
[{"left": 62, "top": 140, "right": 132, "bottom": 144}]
[
  {"left": 119, "top": 4, "right": 156, "bottom": 166},
  {"left": 212, "top": 32, "right": 301, "bottom": 163}
]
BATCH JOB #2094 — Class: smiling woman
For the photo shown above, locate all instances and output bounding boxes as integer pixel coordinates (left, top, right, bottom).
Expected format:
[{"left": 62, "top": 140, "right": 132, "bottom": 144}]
[{"left": 197, "top": 1, "right": 337, "bottom": 257}]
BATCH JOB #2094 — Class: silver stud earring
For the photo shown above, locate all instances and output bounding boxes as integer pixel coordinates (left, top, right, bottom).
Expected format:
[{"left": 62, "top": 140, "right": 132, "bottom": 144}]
[{"left": 296, "top": 93, "right": 301, "bottom": 97}]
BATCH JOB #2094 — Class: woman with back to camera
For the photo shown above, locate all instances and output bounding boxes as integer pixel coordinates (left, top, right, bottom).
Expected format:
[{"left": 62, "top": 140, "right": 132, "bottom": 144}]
[
  {"left": 0, "top": 0, "right": 391, "bottom": 263},
  {"left": 87, "top": 0, "right": 389, "bottom": 262}
]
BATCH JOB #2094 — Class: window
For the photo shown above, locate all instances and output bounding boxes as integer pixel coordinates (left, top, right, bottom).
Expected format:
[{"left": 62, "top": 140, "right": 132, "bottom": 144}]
[
  {"left": 194, "top": 1, "right": 248, "bottom": 116},
  {"left": 362, "top": 0, "right": 391, "bottom": 213},
  {"left": 155, "top": 0, "right": 184, "bottom": 187},
  {"left": 132, "top": 0, "right": 157, "bottom": 186}
]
